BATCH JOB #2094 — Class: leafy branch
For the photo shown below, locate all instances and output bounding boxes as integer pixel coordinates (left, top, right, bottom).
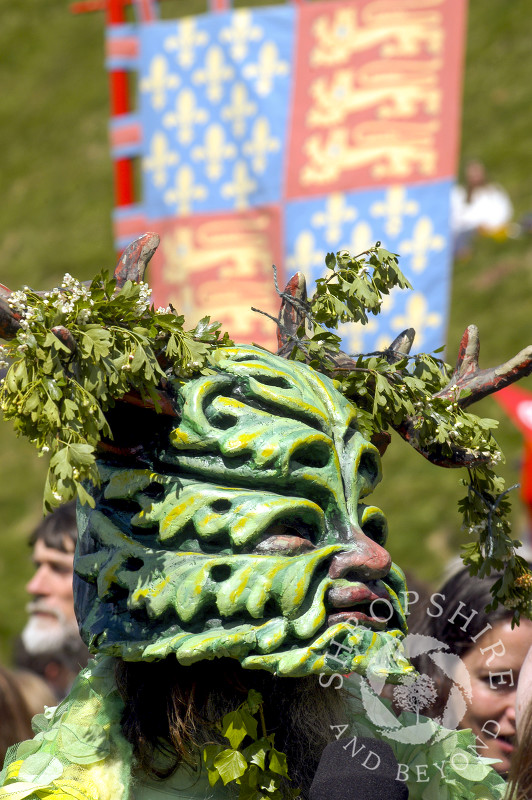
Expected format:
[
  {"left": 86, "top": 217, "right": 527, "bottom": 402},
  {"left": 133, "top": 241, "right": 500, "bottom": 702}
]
[
  {"left": 0, "top": 271, "right": 232, "bottom": 511},
  {"left": 203, "top": 690, "right": 299, "bottom": 800}
]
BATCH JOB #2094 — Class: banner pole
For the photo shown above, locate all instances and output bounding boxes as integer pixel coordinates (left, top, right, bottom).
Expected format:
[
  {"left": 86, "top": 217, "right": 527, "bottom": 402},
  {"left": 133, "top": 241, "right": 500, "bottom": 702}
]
[{"left": 107, "top": 0, "right": 135, "bottom": 207}]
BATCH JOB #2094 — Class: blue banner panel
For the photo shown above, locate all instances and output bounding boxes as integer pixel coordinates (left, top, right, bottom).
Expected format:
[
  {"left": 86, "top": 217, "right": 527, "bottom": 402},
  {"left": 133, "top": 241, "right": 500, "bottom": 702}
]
[
  {"left": 284, "top": 179, "right": 453, "bottom": 355},
  {"left": 139, "top": 7, "right": 296, "bottom": 218}
]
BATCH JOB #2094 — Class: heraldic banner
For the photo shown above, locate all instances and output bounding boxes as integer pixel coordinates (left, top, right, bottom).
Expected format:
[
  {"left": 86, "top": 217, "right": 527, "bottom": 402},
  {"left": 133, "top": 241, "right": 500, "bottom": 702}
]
[{"left": 107, "top": 0, "right": 466, "bottom": 353}]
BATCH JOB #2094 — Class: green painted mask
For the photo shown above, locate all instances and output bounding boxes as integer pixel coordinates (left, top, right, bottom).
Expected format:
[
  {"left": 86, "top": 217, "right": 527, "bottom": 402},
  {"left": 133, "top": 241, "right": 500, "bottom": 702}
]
[{"left": 74, "top": 346, "right": 411, "bottom": 679}]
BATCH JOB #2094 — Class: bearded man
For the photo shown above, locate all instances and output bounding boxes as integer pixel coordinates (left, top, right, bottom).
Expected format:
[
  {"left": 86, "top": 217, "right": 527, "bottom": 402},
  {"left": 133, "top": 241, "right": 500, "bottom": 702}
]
[{"left": 17, "top": 502, "right": 89, "bottom": 699}]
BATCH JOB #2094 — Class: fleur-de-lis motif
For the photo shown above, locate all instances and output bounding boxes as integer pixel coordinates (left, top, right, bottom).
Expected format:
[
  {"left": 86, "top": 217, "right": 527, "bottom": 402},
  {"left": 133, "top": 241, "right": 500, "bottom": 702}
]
[
  {"left": 192, "top": 124, "right": 236, "bottom": 181},
  {"left": 391, "top": 293, "right": 441, "bottom": 347},
  {"left": 140, "top": 55, "right": 180, "bottom": 111},
  {"left": 338, "top": 318, "right": 379, "bottom": 355},
  {"left": 219, "top": 10, "right": 263, "bottom": 62},
  {"left": 370, "top": 187, "right": 419, "bottom": 237},
  {"left": 164, "top": 166, "right": 207, "bottom": 215},
  {"left": 221, "top": 161, "right": 257, "bottom": 210},
  {"left": 346, "top": 221, "right": 375, "bottom": 256},
  {"left": 164, "top": 18, "right": 209, "bottom": 70},
  {"left": 311, "top": 193, "right": 357, "bottom": 245},
  {"left": 163, "top": 89, "right": 209, "bottom": 146},
  {"left": 243, "top": 41, "right": 290, "bottom": 96},
  {"left": 399, "top": 217, "right": 445, "bottom": 273},
  {"left": 193, "top": 46, "right": 235, "bottom": 103},
  {"left": 143, "top": 132, "right": 179, "bottom": 188},
  {"left": 242, "top": 117, "right": 280, "bottom": 174},
  {"left": 286, "top": 230, "right": 325, "bottom": 287},
  {"left": 221, "top": 83, "right": 257, "bottom": 139}
]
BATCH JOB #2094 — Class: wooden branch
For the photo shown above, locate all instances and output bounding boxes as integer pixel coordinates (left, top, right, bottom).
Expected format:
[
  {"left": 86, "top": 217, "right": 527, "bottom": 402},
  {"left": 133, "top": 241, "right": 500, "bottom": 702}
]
[
  {"left": 276, "top": 272, "right": 308, "bottom": 355},
  {"left": 435, "top": 324, "right": 532, "bottom": 408},
  {"left": 113, "top": 231, "right": 160, "bottom": 288},
  {"left": 51, "top": 325, "right": 77, "bottom": 353},
  {"left": 120, "top": 388, "right": 177, "bottom": 418},
  {"left": 393, "top": 418, "right": 491, "bottom": 468},
  {"left": 382, "top": 328, "right": 416, "bottom": 364},
  {"left": 0, "top": 297, "right": 21, "bottom": 340}
]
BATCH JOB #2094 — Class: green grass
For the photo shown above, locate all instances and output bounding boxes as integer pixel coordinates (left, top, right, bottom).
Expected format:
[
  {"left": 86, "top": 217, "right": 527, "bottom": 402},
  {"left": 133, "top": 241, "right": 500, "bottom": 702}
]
[{"left": 1, "top": 0, "right": 532, "bottom": 659}]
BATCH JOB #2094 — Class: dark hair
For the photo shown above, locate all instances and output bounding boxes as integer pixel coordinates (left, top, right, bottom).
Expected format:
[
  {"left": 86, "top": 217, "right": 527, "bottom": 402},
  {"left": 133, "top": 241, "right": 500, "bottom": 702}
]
[
  {"left": 115, "top": 657, "right": 346, "bottom": 797},
  {"left": 29, "top": 501, "right": 78, "bottom": 553},
  {"left": 407, "top": 567, "right": 513, "bottom": 719},
  {"left": 409, "top": 567, "right": 512, "bottom": 657}
]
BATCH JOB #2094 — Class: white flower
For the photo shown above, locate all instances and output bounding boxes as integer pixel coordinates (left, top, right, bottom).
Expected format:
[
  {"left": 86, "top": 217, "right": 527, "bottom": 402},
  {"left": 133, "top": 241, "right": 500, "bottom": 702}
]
[
  {"left": 61, "top": 273, "right": 77, "bottom": 288},
  {"left": 52, "top": 491, "right": 62, "bottom": 501},
  {"left": 77, "top": 308, "right": 91, "bottom": 324},
  {"left": 8, "top": 290, "right": 28, "bottom": 313},
  {"left": 41, "top": 445, "right": 50, "bottom": 453}
]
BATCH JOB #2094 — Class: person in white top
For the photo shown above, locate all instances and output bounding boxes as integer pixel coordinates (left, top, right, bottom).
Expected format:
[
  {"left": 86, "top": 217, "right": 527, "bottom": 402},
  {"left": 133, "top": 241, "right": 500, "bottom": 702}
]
[{"left": 451, "top": 159, "right": 513, "bottom": 258}]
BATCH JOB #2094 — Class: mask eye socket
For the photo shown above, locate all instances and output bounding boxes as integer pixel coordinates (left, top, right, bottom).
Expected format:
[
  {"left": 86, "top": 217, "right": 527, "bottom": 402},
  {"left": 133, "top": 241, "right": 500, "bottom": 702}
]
[
  {"left": 290, "top": 441, "right": 331, "bottom": 469},
  {"left": 211, "top": 499, "right": 232, "bottom": 513},
  {"left": 358, "top": 450, "right": 380, "bottom": 490},
  {"left": 358, "top": 507, "right": 388, "bottom": 547},
  {"left": 253, "top": 521, "right": 316, "bottom": 555}
]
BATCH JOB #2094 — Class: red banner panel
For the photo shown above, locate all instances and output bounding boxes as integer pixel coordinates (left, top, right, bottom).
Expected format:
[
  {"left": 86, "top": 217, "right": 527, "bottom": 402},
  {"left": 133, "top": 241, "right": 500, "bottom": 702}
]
[
  {"left": 148, "top": 206, "right": 283, "bottom": 348},
  {"left": 286, "top": 0, "right": 466, "bottom": 198}
]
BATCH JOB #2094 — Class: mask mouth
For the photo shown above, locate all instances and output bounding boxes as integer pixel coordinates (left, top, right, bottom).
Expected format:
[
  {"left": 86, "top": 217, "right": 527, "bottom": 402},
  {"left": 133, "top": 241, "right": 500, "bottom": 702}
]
[{"left": 325, "top": 579, "right": 406, "bottom": 633}]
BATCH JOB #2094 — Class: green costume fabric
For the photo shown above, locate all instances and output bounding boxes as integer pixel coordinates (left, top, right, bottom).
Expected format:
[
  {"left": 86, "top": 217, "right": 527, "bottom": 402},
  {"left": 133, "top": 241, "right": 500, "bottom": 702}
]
[{"left": 0, "top": 657, "right": 506, "bottom": 800}]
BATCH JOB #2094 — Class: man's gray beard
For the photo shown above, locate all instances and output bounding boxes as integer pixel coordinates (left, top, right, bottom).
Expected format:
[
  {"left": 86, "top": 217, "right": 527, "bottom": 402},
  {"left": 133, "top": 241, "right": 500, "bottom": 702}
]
[{"left": 21, "top": 607, "right": 81, "bottom": 656}]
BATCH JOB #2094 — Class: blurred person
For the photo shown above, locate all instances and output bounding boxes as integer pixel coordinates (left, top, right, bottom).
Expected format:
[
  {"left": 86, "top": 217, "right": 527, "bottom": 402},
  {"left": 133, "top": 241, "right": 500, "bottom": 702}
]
[
  {"left": 408, "top": 567, "right": 532, "bottom": 774},
  {"left": 14, "top": 669, "right": 56, "bottom": 719},
  {"left": 16, "top": 502, "right": 89, "bottom": 699},
  {"left": 0, "top": 665, "right": 34, "bottom": 765},
  {"left": 451, "top": 159, "right": 513, "bottom": 258}
]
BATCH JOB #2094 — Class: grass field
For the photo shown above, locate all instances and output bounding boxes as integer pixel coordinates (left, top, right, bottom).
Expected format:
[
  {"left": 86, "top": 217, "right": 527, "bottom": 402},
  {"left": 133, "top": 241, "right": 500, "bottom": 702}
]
[{"left": 1, "top": 0, "right": 532, "bottom": 660}]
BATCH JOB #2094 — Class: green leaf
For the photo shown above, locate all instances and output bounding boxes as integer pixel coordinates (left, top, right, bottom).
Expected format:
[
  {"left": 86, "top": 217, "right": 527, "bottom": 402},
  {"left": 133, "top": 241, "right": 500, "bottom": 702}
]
[
  {"left": 246, "top": 689, "right": 263, "bottom": 714},
  {"left": 221, "top": 708, "right": 257, "bottom": 749},
  {"left": 59, "top": 723, "right": 110, "bottom": 765},
  {"left": 76, "top": 482, "right": 96, "bottom": 507},
  {"left": 68, "top": 443, "right": 96, "bottom": 466},
  {"left": 269, "top": 749, "right": 288, "bottom": 777},
  {"left": 82, "top": 327, "right": 112, "bottom": 359},
  {"left": 213, "top": 749, "right": 248, "bottom": 785},
  {"left": 242, "top": 741, "right": 268, "bottom": 771}
]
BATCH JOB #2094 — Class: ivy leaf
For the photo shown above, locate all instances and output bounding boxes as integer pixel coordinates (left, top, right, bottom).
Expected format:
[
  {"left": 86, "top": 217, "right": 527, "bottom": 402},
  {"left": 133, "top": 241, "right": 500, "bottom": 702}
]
[
  {"left": 246, "top": 689, "right": 263, "bottom": 715},
  {"left": 242, "top": 740, "right": 268, "bottom": 770},
  {"left": 268, "top": 749, "right": 289, "bottom": 777},
  {"left": 213, "top": 749, "right": 248, "bottom": 785},
  {"left": 221, "top": 708, "right": 257, "bottom": 749}
]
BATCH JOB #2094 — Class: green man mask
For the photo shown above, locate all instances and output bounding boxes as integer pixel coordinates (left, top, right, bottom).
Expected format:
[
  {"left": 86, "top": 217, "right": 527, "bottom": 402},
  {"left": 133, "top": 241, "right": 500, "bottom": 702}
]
[{"left": 74, "top": 345, "right": 410, "bottom": 679}]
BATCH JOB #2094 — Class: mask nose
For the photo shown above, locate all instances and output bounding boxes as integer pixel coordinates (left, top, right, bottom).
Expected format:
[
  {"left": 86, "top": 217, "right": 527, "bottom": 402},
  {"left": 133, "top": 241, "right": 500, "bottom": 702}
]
[{"left": 328, "top": 529, "right": 391, "bottom": 581}]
